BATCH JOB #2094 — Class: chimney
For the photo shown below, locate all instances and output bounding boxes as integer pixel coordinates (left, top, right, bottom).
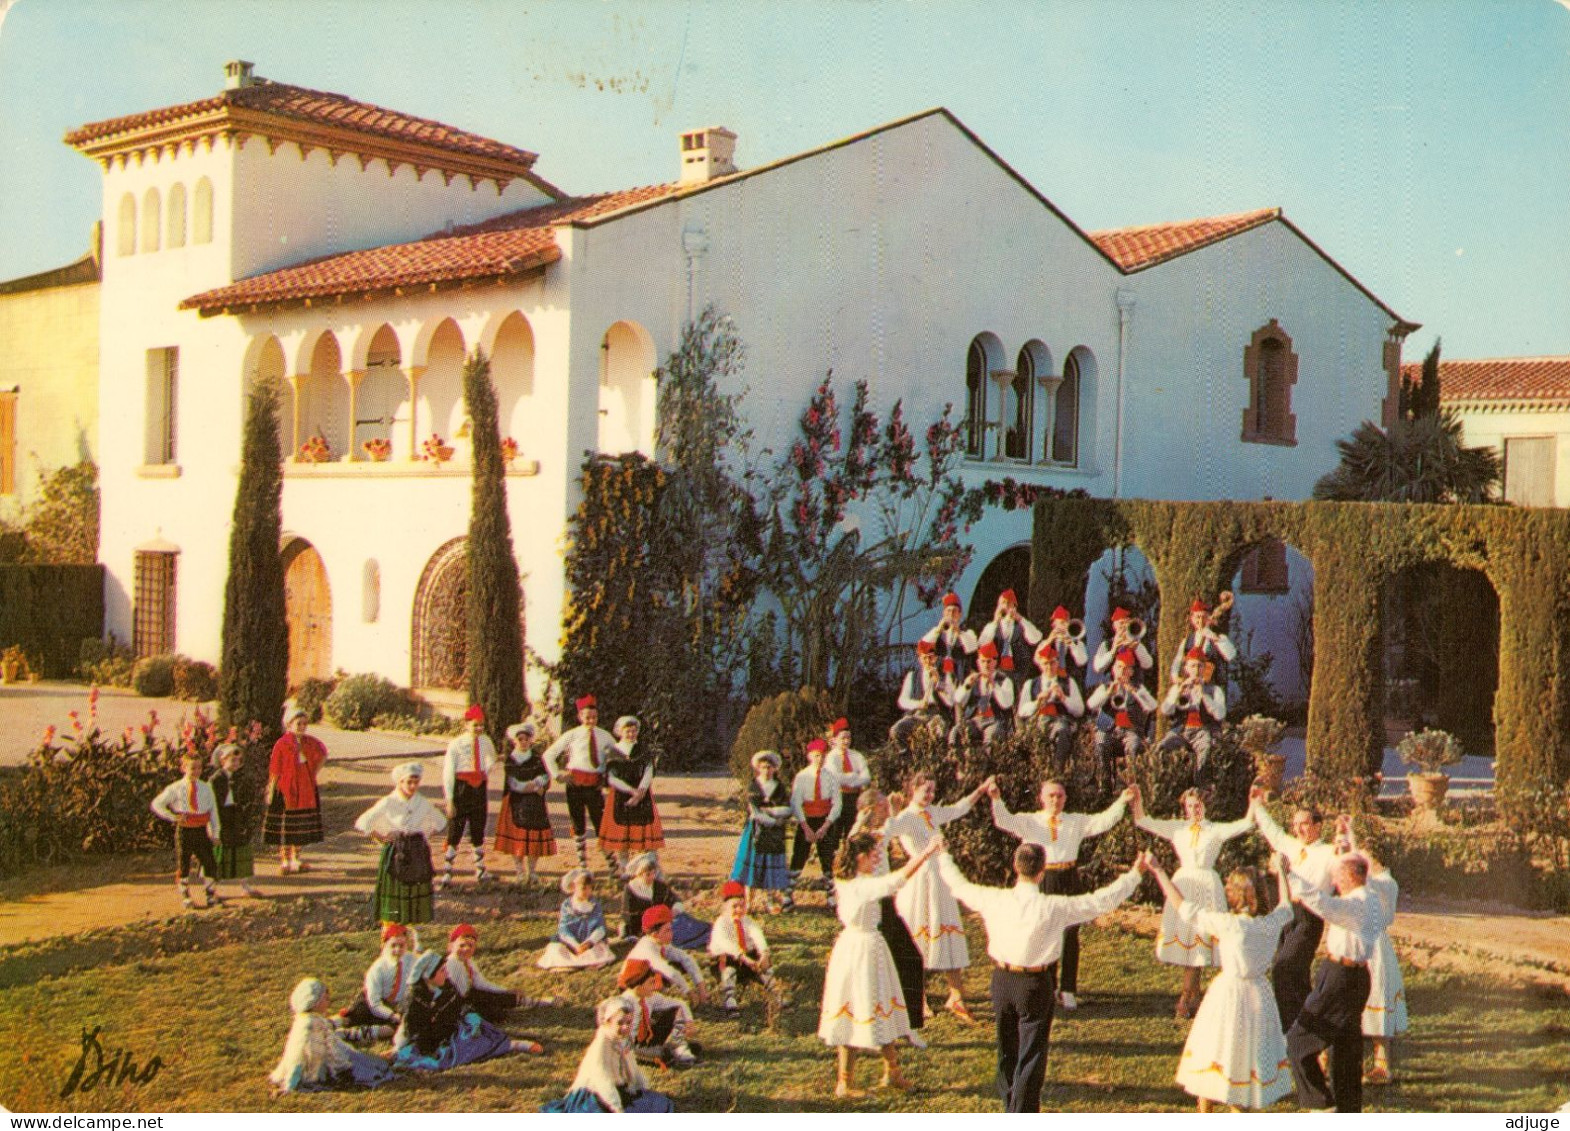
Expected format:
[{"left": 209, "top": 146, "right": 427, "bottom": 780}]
[
  {"left": 224, "top": 60, "right": 259, "bottom": 90},
  {"left": 679, "top": 127, "right": 737, "bottom": 186}
]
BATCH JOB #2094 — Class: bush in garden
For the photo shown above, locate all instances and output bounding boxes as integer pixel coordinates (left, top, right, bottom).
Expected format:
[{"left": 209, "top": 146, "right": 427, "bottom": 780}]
[
  {"left": 78, "top": 634, "right": 136, "bottom": 688},
  {"left": 729, "top": 687, "right": 835, "bottom": 783},
  {"left": 323, "top": 673, "right": 416, "bottom": 731},
  {"left": 131, "top": 654, "right": 177, "bottom": 698},
  {"left": 293, "top": 675, "right": 340, "bottom": 723},
  {"left": 172, "top": 656, "right": 219, "bottom": 702}
]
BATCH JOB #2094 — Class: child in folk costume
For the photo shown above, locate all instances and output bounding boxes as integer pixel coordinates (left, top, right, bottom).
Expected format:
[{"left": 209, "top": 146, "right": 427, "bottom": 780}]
[
  {"left": 543, "top": 694, "right": 618, "bottom": 870},
  {"left": 886, "top": 771, "right": 995, "bottom": 1023},
  {"left": 600, "top": 716, "right": 665, "bottom": 874},
  {"left": 208, "top": 743, "right": 259, "bottom": 897},
  {"left": 826, "top": 718, "right": 872, "bottom": 844},
  {"left": 731, "top": 750, "right": 794, "bottom": 912},
  {"left": 951, "top": 643, "right": 1016, "bottom": 748},
  {"left": 789, "top": 738, "right": 844, "bottom": 901},
  {"left": 269, "top": 978, "right": 394, "bottom": 1094},
  {"left": 539, "top": 996, "right": 676, "bottom": 1113},
  {"left": 623, "top": 851, "right": 711, "bottom": 949},
  {"left": 440, "top": 704, "right": 495, "bottom": 889},
  {"left": 708, "top": 880, "right": 784, "bottom": 1017},
  {"left": 1132, "top": 784, "right": 1256, "bottom": 1019},
  {"left": 1018, "top": 644, "right": 1086, "bottom": 773},
  {"left": 539, "top": 868, "right": 615, "bottom": 970},
  {"left": 617, "top": 959, "right": 698, "bottom": 1068},
  {"left": 336, "top": 922, "right": 418, "bottom": 1040},
  {"left": 264, "top": 706, "right": 328, "bottom": 874},
  {"left": 394, "top": 950, "right": 542, "bottom": 1068},
  {"left": 847, "top": 788, "right": 927, "bottom": 1041},
  {"left": 354, "top": 762, "right": 447, "bottom": 926},
  {"left": 625, "top": 905, "right": 709, "bottom": 1004},
  {"left": 150, "top": 752, "right": 224, "bottom": 910},
  {"left": 493, "top": 721, "right": 556, "bottom": 886},
  {"left": 819, "top": 831, "right": 945, "bottom": 1098},
  {"left": 1159, "top": 649, "right": 1228, "bottom": 789},
  {"left": 445, "top": 922, "right": 561, "bottom": 1023},
  {"left": 1339, "top": 825, "right": 1406, "bottom": 1085},
  {"left": 1141, "top": 855, "right": 1295, "bottom": 1112}
]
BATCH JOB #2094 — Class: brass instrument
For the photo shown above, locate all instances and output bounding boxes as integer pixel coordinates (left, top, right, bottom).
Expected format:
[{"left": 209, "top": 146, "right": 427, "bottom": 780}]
[
  {"left": 1211, "top": 590, "right": 1234, "bottom": 624},
  {"left": 1066, "top": 617, "right": 1086, "bottom": 642},
  {"left": 1125, "top": 617, "right": 1146, "bottom": 643},
  {"left": 1109, "top": 687, "right": 1128, "bottom": 711}
]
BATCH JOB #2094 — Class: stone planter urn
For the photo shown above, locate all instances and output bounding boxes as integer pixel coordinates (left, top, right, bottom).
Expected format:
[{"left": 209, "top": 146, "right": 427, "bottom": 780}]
[
  {"left": 1407, "top": 772, "right": 1450, "bottom": 811},
  {"left": 1397, "top": 728, "right": 1463, "bottom": 813},
  {"left": 1255, "top": 753, "right": 1288, "bottom": 794}
]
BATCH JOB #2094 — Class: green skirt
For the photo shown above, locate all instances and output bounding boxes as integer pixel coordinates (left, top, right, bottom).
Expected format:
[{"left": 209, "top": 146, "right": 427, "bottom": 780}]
[
  {"left": 213, "top": 843, "right": 254, "bottom": 880},
  {"left": 374, "top": 842, "right": 433, "bottom": 925}
]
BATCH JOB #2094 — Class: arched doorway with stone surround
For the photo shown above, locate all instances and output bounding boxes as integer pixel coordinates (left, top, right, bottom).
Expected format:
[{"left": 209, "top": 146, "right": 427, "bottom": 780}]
[
  {"left": 412, "top": 537, "right": 468, "bottom": 692},
  {"left": 282, "top": 536, "right": 333, "bottom": 689}
]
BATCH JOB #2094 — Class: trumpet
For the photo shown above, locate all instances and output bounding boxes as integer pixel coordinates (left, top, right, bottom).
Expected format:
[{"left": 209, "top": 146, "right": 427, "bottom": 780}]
[
  {"left": 1211, "top": 590, "right": 1234, "bottom": 625},
  {"left": 1047, "top": 617, "right": 1086, "bottom": 648},
  {"left": 1113, "top": 617, "right": 1147, "bottom": 649},
  {"left": 1109, "top": 687, "right": 1128, "bottom": 711}
]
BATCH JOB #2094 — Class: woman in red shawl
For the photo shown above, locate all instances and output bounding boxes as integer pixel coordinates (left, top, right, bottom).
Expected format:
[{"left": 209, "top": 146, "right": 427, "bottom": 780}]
[{"left": 265, "top": 706, "right": 328, "bottom": 873}]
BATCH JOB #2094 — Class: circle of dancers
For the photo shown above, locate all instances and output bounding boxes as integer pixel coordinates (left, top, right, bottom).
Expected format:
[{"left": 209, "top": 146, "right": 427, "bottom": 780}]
[{"left": 149, "top": 603, "right": 1407, "bottom": 1111}]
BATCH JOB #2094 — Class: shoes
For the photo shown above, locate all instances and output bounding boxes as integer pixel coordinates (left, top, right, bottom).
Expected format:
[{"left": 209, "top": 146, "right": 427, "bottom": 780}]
[
  {"left": 906, "top": 1031, "right": 928, "bottom": 1049},
  {"left": 435, "top": 875, "right": 451, "bottom": 891},
  {"left": 946, "top": 999, "right": 976, "bottom": 1024},
  {"left": 1059, "top": 992, "right": 1078, "bottom": 1011},
  {"left": 1364, "top": 1067, "right": 1392, "bottom": 1086},
  {"left": 511, "top": 1039, "right": 545, "bottom": 1055},
  {"left": 668, "top": 1043, "right": 697, "bottom": 1068}
]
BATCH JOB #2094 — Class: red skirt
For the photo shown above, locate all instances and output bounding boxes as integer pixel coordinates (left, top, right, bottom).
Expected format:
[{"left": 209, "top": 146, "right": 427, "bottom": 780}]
[
  {"left": 494, "top": 799, "right": 557, "bottom": 859},
  {"left": 598, "top": 798, "right": 665, "bottom": 853}
]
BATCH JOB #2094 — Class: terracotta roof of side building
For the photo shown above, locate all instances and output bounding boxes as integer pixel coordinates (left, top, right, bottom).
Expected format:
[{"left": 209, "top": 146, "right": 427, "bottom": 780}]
[
  {"left": 1089, "top": 208, "right": 1281, "bottom": 271},
  {"left": 1420, "top": 357, "right": 1570, "bottom": 405}
]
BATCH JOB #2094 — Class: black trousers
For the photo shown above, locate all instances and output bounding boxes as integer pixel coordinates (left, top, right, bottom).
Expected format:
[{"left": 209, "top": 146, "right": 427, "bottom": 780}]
[
  {"left": 463, "top": 986, "right": 519, "bottom": 1024},
  {"left": 878, "top": 895, "right": 926, "bottom": 1029},
  {"left": 176, "top": 826, "right": 219, "bottom": 880},
  {"left": 1272, "top": 902, "right": 1325, "bottom": 1031},
  {"left": 1286, "top": 961, "right": 1371, "bottom": 1112},
  {"left": 446, "top": 780, "right": 488, "bottom": 848},
  {"left": 789, "top": 814, "right": 838, "bottom": 876},
  {"left": 565, "top": 782, "right": 606, "bottom": 837},
  {"left": 830, "top": 790, "right": 862, "bottom": 843},
  {"left": 1038, "top": 867, "right": 1082, "bottom": 992},
  {"left": 991, "top": 965, "right": 1058, "bottom": 1113}
]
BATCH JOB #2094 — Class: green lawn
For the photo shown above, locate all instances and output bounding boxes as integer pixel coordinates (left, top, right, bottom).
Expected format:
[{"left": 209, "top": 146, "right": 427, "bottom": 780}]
[{"left": 1, "top": 899, "right": 1565, "bottom": 1113}]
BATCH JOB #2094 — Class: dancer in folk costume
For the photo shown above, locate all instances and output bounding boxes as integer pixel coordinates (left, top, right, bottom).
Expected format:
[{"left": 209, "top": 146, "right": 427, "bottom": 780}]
[
  {"left": 493, "top": 721, "right": 556, "bottom": 886},
  {"left": 848, "top": 788, "right": 927, "bottom": 1040},
  {"left": 539, "top": 867, "right": 616, "bottom": 970},
  {"left": 269, "top": 978, "right": 394, "bottom": 1095},
  {"left": 150, "top": 752, "right": 225, "bottom": 910},
  {"left": 623, "top": 852, "right": 710, "bottom": 950},
  {"left": 826, "top": 717, "right": 872, "bottom": 844},
  {"left": 1018, "top": 644, "right": 1086, "bottom": 773},
  {"left": 624, "top": 904, "right": 709, "bottom": 1003},
  {"left": 355, "top": 761, "right": 447, "bottom": 926},
  {"left": 987, "top": 778, "right": 1132, "bottom": 1011},
  {"left": 543, "top": 694, "right": 618, "bottom": 870},
  {"left": 886, "top": 771, "right": 995, "bottom": 1023},
  {"left": 890, "top": 639, "right": 956, "bottom": 747},
  {"left": 1338, "top": 824, "right": 1406, "bottom": 1086},
  {"left": 977, "top": 588, "right": 1042, "bottom": 691},
  {"left": 709, "top": 880, "right": 784, "bottom": 1017},
  {"left": 922, "top": 591, "right": 977, "bottom": 681},
  {"left": 951, "top": 643, "right": 1016, "bottom": 748},
  {"left": 600, "top": 716, "right": 665, "bottom": 874},
  {"left": 444, "top": 922, "right": 561, "bottom": 1023},
  {"left": 1131, "top": 784, "right": 1256, "bottom": 1018},
  {"left": 263, "top": 706, "right": 327, "bottom": 874},
  {"left": 394, "top": 950, "right": 542, "bottom": 1068},
  {"left": 1169, "top": 596, "right": 1238, "bottom": 684},
  {"left": 539, "top": 997, "right": 676, "bottom": 1113},
  {"left": 789, "top": 738, "right": 844, "bottom": 900},
  {"left": 1092, "top": 606, "right": 1154, "bottom": 676},
  {"left": 1141, "top": 855, "right": 1296, "bottom": 1112},
  {"left": 1158, "top": 648, "right": 1228, "bottom": 789},
  {"left": 820, "top": 831, "right": 945, "bottom": 1097},
  {"left": 1249, "top": 786, "right": 1338, "bottom": 1032},
  {"left": 336, "top": 922, "right": 418, "bottom": 1039},
  {"left": 208, "top": 743, "right": 259, "bottom": 897},
  {"left": 617, "top": 958, "right": 699, "bottom": 1068},
  {"left": 731, "top": 750, "right": 794, "bottom": 912},
  {"left": 938, "top": 845, "right": 1146, "bottom": 1113},
  {"left": 1087, "top": 648, "right": 1158, "bottom": 789},
  {"left": 440, "top": 704, "right": 495, "bottom": 889}
]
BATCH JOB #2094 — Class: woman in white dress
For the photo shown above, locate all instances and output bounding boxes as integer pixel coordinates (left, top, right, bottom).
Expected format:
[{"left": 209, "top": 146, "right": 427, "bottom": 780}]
[
  {"left": 1132, "top": 784, "right": 1255, "bottom": 1018},
  {"left": 1142, "top": 854, "right": 1295, "bottom": 1112},
  {"left": 818, "top": 830, "right": 944, "bottom": 1098},
  {"left": 885, "top": 772, "right": 994, "bottom": 1023}
]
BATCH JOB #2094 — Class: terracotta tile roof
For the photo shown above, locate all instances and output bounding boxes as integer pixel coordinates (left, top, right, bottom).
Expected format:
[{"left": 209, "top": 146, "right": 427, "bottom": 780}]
[
  {"left": 1419, "top": 357, "right": 1570, "bottom": 404},
  {"left": 182, "top": 184, "right": 680, "bottom": 312},
  {"left": 1089, "top": 208, "right": 1281, "bottom": 271},
  {"left": 65, "top": 79, "right": 539, "bottom": 169}
]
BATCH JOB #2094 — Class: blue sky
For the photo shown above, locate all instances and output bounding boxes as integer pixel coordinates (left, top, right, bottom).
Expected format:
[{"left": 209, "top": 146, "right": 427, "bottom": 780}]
[{"left": 1, "top": 0, "right": 1566, "bottom": 361}]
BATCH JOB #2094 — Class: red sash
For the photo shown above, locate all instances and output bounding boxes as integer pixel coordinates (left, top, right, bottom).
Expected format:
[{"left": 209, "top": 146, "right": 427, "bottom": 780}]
[
  {"left": 802, "top": 800, "right": 833, "bottom": 818},
  {"left": 179, "top": 813, "right": 209, "bottom": 828},
  {"left": 456, "top": 771, "right": 486, "bottom": 787},
  {"left": 1185, "top": 710, "right": 1203, "bottom": 729},
  {"left": 570, "top": 770, "right": 604, "bottom": 787},
  {"left": 1114, "top": 710, "right": 1133, "bottom": 729}
]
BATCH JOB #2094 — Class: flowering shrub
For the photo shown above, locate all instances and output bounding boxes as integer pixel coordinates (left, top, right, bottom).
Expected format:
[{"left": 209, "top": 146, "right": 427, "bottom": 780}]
[
  {"left": 361, "top": 437, "right": 392, "bottom": 460},
  {"left": 500, "top": 437, "right": 520, "bottom": 462},
  {"left": 299, "top": 434, "right": 331, "bottom": 463},
  {"left": 1398, "top": 727, "right": 1465, "bottom": 774}
]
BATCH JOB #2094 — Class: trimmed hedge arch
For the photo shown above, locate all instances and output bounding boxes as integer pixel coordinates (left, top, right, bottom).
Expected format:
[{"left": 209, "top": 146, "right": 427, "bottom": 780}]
[{"left": 1028, "top": 497, "right": 1570, "bottom": 811}]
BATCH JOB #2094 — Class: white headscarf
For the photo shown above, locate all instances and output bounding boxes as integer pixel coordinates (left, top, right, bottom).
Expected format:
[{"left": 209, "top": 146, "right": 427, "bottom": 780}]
[{"left": 289, "top": 977, "right": 328, "bottom": 1014}]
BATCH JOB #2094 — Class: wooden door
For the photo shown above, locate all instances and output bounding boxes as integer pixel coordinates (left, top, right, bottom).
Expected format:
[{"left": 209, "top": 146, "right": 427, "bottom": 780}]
[{"left": 283, "top": 541, "right": 333, "bottom": 688}]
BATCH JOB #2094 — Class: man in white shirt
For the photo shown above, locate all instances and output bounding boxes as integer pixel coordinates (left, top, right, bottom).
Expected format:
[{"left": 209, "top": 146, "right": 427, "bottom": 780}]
[
  {"left": 440, "top": 704, "right": 496, "bottom": 888},
  {"left": 890, "top": 639, "right": 955, "bottom": 747},
  {"left": 952, "top": 644, "right": 1015, "bottom": 748},
  {"left": 937, "top": 844, "right": 1146, "bottom": 1113},
  {"left": 542, "top": 694, "right": 618, "bottom": 869},
  {"left": 826, "top": 717, "right": 871, "bottom": 843},
  {"left": 1284, "top": 842, "right": 1395, "bottom": 1113},
  {"left": 789, "top": 739, "right": 843, "bottom": 896},
  {"left": 1250, "top": 786, "right": 1339, "bottom": 1030},
  {"left": 922, "top": 591, "right": 977, "bottom": 681},
  {"left": 976, "top": 588, "right": 1042, "bottom": 691}
]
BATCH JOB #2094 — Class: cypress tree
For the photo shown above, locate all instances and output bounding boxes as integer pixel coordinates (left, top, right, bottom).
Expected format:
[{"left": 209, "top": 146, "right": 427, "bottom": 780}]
[
  {"left": 463, "top": 349, "right": 527, "bottom": 742},
  {"left": 218, "top": 378, "right": 290, "bottom": 805}
]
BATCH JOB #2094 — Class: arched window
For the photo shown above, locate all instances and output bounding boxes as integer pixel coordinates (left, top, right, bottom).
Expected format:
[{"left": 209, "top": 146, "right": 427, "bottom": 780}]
[
  {"left": 1004, "top": 347, "right": 1035, "bottom": 462},
  {"left": 166, "top": 183, "right": 187, "bottom": 249},
  {"left": 116, "top": 193, "right": 137, "bottom": 257},
  {"left": 192, "top": 177, "right": 214, "bottom": 245},
  {"left": 1051, "top": 352, "right": 1080, "bottom": 465},
  {"left": 141, "top": 188, "right": 161, "bottom": 253},
  {"left": 361, "top": 559, "right": 381, "bottom": 623},
  {"left": 965, "top": 338, "right": 989, "bottom": 459},
  {"left": 1242, "top": 320, "right": 1298, "bottom": 445}
]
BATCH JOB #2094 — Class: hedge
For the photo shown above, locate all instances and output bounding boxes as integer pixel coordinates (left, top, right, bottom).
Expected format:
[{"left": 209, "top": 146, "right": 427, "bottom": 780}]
[
  {"left": 0, "top": 565, "right": 103, "bottom": 678},
  {"left": 1027, "top": 497, "right": 1570, "bottom": 818}
]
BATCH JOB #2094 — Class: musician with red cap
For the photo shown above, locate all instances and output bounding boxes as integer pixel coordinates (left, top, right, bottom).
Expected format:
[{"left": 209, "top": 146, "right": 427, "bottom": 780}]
[
  {"left": 789, "top": 738, "right": 844, "bottom": 903},
  {"left": 921, "top": 592, "right": 978, "bottom": 682},
  {"left": 1092, "top": 607, "right": 1153, "bottom": 675},
  {"left": 890, "top": 639, "right": 956, "bottom": 747},
  {"left": 1087, "top": 649, "right": 1159, "bottom": 788},
  {"left": 440, "top": 704, "right": 496, "bottom": 889},
  {"left": 952, "top": 642, "right": 1016, "bottom": 748},
  {"left": 543, "top": 694, "right": 619, "bottom": 870},
  {"left": 827, "top": 718, "right": 871, "bottom": 844},
  {"left": 1160, "top": 648, "right": 1229, "bottom": 788},
  {"left": 1018, "top": 643, "right": 1086, "bottom": 773},
  {"left": 1041, "top": 605, "right": 1089, "bottom": 675},
  {"left": 977, "top": 588, "right": 1042, "bottom": 692},
  {"left": 1169, "top": 597, "right": 1237, "bottom": 683},
  {"left": 708, "top": 880, "right": 783, "bottom": 1016}
]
